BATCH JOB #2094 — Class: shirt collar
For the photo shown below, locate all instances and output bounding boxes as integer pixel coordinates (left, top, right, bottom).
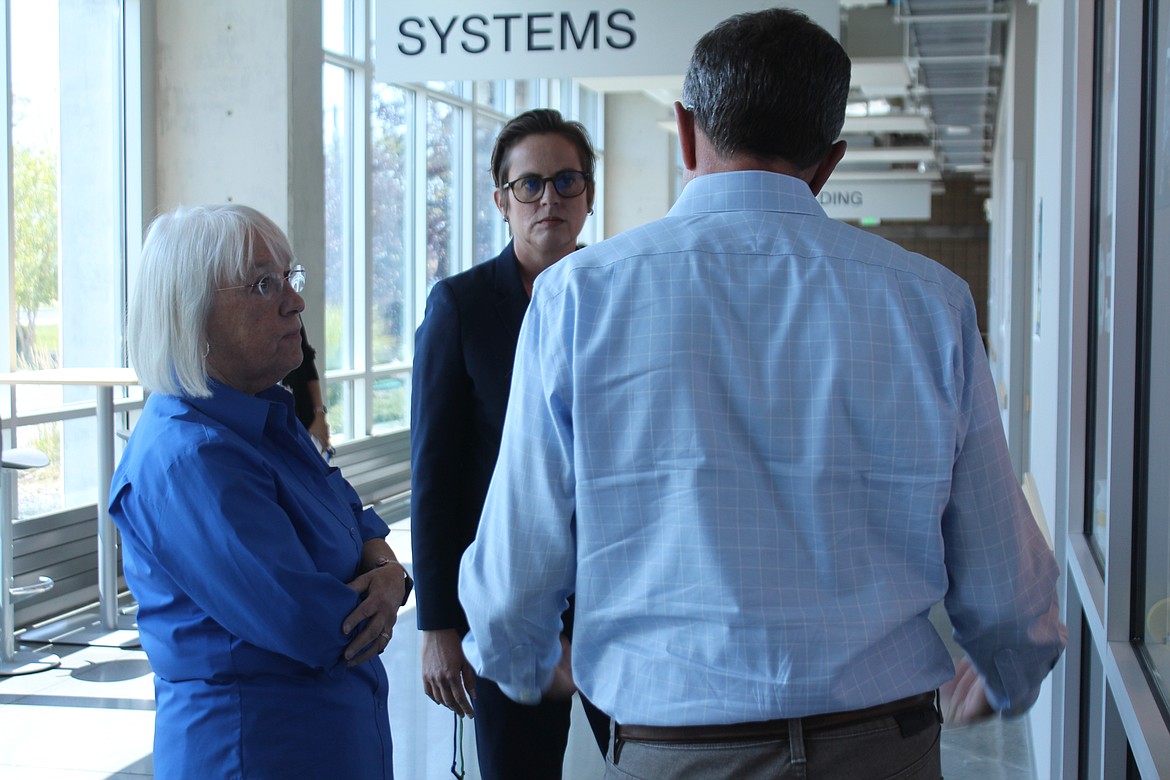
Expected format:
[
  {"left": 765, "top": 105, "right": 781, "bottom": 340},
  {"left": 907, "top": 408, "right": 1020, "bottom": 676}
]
[
  {"left": 668, "top": 170, "right": 827, "bottom": 220},
  {"left": 186, "top": 380, "right": 298, "bottom": 446}
]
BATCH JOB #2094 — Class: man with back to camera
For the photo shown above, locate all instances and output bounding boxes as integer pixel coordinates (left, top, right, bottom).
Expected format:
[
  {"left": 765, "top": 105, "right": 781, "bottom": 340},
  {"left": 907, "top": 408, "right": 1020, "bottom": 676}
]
[{"left": 458, "top": 8, "right": 1067, "bottom": 779}]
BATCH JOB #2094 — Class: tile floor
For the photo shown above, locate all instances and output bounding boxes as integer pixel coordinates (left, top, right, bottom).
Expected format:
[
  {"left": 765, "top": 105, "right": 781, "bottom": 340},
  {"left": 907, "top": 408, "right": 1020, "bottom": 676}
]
[{"left": 0, "top": 522, "right": 1035, "bottom": 779}]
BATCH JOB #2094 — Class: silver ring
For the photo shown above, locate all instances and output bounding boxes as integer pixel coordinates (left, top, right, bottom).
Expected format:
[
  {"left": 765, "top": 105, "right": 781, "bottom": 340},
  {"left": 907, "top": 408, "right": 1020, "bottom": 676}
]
[{"left": 379, "top": 631, "right": 391, "bottom": 641}]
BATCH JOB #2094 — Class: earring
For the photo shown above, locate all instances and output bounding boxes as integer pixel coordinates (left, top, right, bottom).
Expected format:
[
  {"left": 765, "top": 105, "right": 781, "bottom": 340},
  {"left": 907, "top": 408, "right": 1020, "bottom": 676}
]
[
  {"left": 203, "top": 342, "right": 211, "bottom": 358},
  {"left": 503, "top": 216, "right": 509, "bottom": 224},
  {"left": 588, "top": 208, "right": 595, "bottom": 216}
]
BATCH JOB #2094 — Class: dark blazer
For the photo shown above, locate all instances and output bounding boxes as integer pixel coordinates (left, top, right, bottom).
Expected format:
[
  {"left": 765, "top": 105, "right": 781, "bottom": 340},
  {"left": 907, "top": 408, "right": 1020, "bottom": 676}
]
[{"left": 410, "top": 242, "right": 528, "bottom": 633}]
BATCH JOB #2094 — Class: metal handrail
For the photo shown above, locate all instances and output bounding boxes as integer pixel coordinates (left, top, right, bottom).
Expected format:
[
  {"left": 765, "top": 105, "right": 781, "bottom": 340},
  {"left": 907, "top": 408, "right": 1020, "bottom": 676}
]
[
  {"left": 1, "top": 449, "right": 61, "bottom": 675},
  {"left": 10, "top": 575, "right": 54, "bottom": 599}
]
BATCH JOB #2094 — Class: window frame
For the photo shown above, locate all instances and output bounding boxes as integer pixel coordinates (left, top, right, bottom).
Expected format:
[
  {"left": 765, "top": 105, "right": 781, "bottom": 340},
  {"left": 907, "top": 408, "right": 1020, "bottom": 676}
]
[{"left": 322, "top": 3, "right": 603, "bottom": 442}]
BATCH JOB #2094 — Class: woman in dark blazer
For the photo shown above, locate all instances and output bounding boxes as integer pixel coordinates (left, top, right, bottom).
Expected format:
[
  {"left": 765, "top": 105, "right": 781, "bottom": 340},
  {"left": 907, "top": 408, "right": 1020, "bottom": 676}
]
[{"left": 411, "top": 109, "right": 608, "bottom": 778}]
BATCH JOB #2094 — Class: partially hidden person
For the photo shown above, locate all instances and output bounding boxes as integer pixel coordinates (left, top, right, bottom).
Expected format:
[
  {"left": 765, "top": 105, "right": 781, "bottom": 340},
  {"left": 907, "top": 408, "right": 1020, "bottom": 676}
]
[{"left": 283, "top": 324, "right": 332, "bottom": 457}]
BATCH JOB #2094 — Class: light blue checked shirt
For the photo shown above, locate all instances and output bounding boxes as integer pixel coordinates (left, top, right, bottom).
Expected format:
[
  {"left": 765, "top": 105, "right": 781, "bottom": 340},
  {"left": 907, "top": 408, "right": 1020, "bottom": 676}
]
[{"left": 460, "top": 170, "right": 1065, "bottom": 726}]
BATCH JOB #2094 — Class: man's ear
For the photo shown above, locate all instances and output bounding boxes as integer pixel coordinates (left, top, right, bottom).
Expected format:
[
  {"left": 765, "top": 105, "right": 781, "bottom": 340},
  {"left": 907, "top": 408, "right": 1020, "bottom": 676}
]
[
  {"left": 674, "top": 102, "right": 698, "bottom": 172},
  {"left": 807, "top": 140, "right": 847, "bottom": 196}
]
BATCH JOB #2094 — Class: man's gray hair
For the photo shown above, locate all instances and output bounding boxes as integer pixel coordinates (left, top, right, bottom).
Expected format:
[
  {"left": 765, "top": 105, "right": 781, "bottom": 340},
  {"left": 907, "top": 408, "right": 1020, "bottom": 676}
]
[
  {"left": 682, "top": 8, "right": 851, "bottom": 169},
  {"left": 130, "top": 204, "right": 296, "bottom": 398}
]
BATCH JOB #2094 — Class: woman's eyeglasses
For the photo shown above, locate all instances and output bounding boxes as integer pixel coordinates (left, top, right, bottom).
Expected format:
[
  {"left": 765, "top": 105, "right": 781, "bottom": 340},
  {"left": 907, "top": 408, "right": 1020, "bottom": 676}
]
[
  {"left": 500, "top": 170, "right": 589, "bottom": 203},
  {"left": 218, "top": 264, "right": 306, "bottom": 300}
]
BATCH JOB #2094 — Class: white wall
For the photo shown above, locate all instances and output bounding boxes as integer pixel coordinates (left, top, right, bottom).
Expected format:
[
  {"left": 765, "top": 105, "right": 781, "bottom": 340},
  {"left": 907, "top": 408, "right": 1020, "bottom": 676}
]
[
  {"left": 992, "top": 3, "right": 1065, "bottom": 776},
  {"left": 988, "top": 0, "right": 1040, "bottom": 481},
  {"left": 1028, "top": 0, "right": 1085, "bottom": 775},
  {"left": 602, "top": 92, "right": 676, "bottom": 238},
  {"left": 1029, "top": 0, "right": 1070, "bottom": 559}
]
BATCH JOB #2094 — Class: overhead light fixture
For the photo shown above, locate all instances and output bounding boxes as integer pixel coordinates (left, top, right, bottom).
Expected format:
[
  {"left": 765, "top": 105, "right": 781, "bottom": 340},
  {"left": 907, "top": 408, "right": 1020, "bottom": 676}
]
[
  {"left": 842, "top": 114, "right": 930, "bottom": 134},
  {"left": 943, "top": 125, "right": 973, "bottom": 136},
  {"left": 844, "top": 98, "right": 893, "bottom": 118},
  {"left": 842, "top": 146, "right": 935, "bottom": 164},
  {"left": 894, "top": 11, "right": 1010, "bottom": 24},
  {"left": 829, "top": 170, "right": 941, "bottom": 181}
]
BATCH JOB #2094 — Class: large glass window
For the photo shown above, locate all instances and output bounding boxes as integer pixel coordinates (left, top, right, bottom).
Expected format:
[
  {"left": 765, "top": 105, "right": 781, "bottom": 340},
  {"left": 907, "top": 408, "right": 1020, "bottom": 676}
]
[
  {"left": 424, "top": 97, "right": 461, "bottom": 289},
  {"left": 371, "top": 83, "right": 412, "bottom": 367},
  {"left": 369, "top": 84, "right": 413, "bottom": 435},
  {"left": 3, "top": 0, "right": 128, "bottom": 518},
  {"left": 474, "top": 114, "right": 506, "bottom": 263},
  {"left": 322, "top": 0, "right": 352, "bottom": 54},
  {"left": 1087, "top": 0, "right": 1119, "bottom": 565},
  {"left": 323, "top": 60, "right": 357, "bottom": 440},
  {"left": 1139, "top": 0, "right": 1170, "bottom": 718}
]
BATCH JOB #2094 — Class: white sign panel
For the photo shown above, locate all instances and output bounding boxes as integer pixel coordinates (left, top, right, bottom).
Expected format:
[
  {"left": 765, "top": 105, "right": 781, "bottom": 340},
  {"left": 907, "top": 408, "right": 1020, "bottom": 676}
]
[
  {"left": 817, "top": 180, "right": 933, "bottom": 222},
  {"left": 375, "top": 1, "right": 840, "bottom": 83}
]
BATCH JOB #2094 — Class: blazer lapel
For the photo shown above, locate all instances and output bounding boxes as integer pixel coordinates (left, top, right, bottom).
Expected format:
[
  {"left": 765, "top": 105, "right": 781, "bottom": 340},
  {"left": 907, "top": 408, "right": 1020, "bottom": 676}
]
[{"left": 493, "top": 242, "right": 529, "bottom": 342}]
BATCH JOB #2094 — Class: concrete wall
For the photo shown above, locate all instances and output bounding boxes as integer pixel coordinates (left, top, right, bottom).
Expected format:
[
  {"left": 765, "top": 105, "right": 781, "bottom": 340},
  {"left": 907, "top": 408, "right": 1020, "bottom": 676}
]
[
  {"left": 153, "top": 0, "right": 326, "bottom": 344},
  {"left": 155, "top": 0, "right": 291, "bottom": 220},
  {"left": 602, "top": 92, "right": 676, "bottom": 238}
]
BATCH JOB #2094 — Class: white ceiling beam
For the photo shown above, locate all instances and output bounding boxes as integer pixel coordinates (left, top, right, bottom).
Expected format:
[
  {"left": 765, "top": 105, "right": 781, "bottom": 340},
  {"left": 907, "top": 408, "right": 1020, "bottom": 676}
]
[
  {"left": 894, "top": 13, "right": 1010, "bottom": 25},
  {"left": 830, "top": 169, "right": 942, "bottom": 182},
  {"left": 841, "top": 147, "right": 935, "bottom": 164},
  {"left": 843, "top": 114, "right": 931, "bottom": 134}
]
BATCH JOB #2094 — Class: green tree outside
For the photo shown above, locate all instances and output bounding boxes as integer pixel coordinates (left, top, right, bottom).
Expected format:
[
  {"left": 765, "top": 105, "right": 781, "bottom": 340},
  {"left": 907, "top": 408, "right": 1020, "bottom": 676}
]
[{"left": 13, "top": 145, "right": 59, "bottom": 369}]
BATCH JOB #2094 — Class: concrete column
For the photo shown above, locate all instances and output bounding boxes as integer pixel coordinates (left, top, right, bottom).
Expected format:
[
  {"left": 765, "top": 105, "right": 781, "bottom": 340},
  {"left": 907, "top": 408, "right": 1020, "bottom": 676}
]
[{"left": 153, "top": 0, "right": 325, "bottom": 343}]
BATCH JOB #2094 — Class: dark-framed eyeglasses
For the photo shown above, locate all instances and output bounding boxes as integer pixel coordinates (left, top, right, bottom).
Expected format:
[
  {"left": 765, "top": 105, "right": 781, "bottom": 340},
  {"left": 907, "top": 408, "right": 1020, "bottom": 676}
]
[
  {"left": 218, "top": 264, "right": 306, "bottom": 300},
  {"left": 500, "top": 170, "right": 590, "bottom": 204}
]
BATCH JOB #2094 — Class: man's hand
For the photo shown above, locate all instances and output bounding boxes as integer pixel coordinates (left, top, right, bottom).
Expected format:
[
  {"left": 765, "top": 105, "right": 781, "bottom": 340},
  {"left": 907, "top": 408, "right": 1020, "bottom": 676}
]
[
  {"left": 940, "top": 656, "right": 996, "bottom": 725},
  {"left": 422, "top": 629, "right": 477, "bottom": 718},
  {"left": 543, "top": 634, "right": 578, "bottom": 701}
]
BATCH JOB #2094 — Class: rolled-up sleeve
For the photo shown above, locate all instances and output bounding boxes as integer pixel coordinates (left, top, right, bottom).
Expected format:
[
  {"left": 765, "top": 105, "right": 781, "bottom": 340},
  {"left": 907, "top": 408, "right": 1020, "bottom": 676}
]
[
  {"left": 942, "top": 300, "right": 1066, "bottom": 715},
  {"left": 459, "top": 285, "right": 577, "bottom": 702}
]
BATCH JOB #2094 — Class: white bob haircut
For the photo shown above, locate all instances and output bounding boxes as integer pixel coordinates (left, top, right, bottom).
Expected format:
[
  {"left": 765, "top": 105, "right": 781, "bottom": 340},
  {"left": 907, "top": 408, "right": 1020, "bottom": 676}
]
[{"left": 130, "top": 204, "right": 297, "bottom": 398}]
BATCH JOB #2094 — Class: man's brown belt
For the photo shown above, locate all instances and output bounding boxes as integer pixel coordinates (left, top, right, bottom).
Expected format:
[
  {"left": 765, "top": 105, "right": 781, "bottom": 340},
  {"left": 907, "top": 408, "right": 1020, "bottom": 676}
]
[{"left": 613, "top": 691, "right": 939, "bottom": 744}]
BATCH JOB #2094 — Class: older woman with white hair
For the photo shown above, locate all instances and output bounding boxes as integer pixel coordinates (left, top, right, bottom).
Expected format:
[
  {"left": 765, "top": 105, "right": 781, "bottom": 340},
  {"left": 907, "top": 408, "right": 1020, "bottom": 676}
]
[{"left": 110, "top": 204, "right": 410, "bottom": 779}]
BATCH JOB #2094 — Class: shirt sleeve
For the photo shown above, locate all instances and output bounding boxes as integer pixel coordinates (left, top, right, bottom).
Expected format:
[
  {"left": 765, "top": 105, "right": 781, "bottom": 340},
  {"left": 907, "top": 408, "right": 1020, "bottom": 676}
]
[
  {"left": 113, "top": 436, "right": 366, "bottom": 671},
  {"left": 357, "top": 505, "right": 390, "bottom": 542},
  {"left": 339, "top": 462, "right": 391, "bottom": 543},
  {"left": 322, "top": 455, "right": 389, "bottom": 543},
  {"left": 459, "top": 285, "right": 577, "bottom": 703},
  {"left": 410, "top": 282, "right": 478, "bottom": 631},
  {"left": 942, "top": 297, "right": 1067, "bottom": 715}
]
